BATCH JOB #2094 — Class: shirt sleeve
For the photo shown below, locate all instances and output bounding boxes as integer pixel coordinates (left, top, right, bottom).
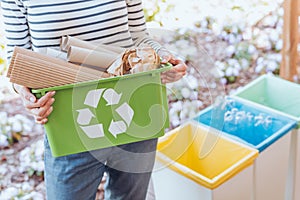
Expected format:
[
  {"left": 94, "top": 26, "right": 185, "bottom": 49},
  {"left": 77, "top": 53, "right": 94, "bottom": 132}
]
[
  {"left": 1, "top": 0, "right": 31, "bottom": 61},
  {"left": 126, "top": 0, "right": 168, "bottom": 53}
]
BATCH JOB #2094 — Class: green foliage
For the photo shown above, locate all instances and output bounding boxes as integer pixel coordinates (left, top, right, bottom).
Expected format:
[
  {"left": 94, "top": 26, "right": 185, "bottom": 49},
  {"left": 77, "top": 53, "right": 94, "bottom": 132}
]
[
  {"left": 0, "top": 42, "right": 6, "bottom": 75},
  {"left": 143, "top": 0, "right": 161, "bottom": 23}
]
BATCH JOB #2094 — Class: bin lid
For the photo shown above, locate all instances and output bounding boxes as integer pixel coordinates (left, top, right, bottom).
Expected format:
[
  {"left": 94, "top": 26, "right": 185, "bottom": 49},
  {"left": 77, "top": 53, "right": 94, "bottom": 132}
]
[
  {"left": 233, "top": 74, "right": 300, "bottom": 124},
  {"left": 195, "top": 96, "right": 297, "bottom": 152},
  {"left": 156, "top": 121, "right": 258, "bottom": 189}
]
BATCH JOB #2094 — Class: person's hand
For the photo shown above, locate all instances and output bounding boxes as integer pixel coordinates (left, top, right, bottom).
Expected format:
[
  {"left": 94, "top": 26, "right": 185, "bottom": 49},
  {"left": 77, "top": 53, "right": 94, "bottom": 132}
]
[
  {"left": 158, "top": 49, "right": 187, "bottom": 84},
  {"left": 13, "top": 84, "right": 55, "bottom": 124}
]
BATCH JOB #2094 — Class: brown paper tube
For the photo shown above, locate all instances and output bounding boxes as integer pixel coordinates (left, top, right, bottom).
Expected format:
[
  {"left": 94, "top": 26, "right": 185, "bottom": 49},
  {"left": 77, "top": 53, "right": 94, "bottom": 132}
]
[
  {"left": 46, "top": 48, "right": 68, "bottom": 61},
  {"left": 67, "top": 46, "right": 118, "bottom": 69},
  {"left": 62, "top": 35, "right": 126, "bottom": 54}
]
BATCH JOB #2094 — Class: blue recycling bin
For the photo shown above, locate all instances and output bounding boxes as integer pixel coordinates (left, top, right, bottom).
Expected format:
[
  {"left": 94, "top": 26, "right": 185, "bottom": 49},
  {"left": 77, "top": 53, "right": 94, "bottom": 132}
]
[
  {"left": 195, "top": 97, "right": 297, "bottom": 200},
  {"left": 233, "top": 74, "right": 300, "bottom": 200}
]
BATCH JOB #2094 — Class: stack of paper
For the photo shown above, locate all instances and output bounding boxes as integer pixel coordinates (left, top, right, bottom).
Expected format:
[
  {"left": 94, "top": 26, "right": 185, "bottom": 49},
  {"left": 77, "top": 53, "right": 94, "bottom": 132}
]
[
  {"left": 7, "top": 36, "right": 162, "bottom": 89},
  {"left": 7, "top": 47, "right": 111, "bottom": 89}
]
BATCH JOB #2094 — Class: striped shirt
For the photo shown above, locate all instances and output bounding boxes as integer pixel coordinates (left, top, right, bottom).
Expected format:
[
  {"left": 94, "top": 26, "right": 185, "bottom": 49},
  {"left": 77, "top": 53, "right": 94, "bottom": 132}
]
[{"left": 1, "top": 0, "right": 164, "bottom": 61}]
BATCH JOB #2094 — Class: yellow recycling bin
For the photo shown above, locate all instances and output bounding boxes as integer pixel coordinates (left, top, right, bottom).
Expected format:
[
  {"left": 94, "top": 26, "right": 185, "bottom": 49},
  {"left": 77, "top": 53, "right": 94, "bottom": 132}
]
[{"left": 152, "top": 122, "right": 258, "bottom": 200}]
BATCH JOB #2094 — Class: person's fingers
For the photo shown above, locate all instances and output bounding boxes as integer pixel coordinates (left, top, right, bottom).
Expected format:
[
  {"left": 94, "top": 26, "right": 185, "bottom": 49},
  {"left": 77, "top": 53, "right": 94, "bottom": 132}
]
[
  {"left": 25, "top": 91, "right": 55, "bottom": 110},
  {"left": 34, "top": 99, "right": 55, "bottom": 118},
  {"left": 19, "top": 86, "right": 36, "bottom": 103},
  {"left": 161, "top": 54, "right": 172, "bottom": 64},
  {"left": 35, "top": 117, "right": 48, "bottom": 125},
  {"left": 161, "top": 72, "right": 184, "bottom": 84},
  {"left": 158, "top": 49, "right": 172, "bottom": 63},
  {"left": 162, "top": 67, "right": 186, "bottom": 79},
  {"left": 161, "top": 70, "right": 177, "bottom": 78},
  {"left": 172, "top": 60, "right": 187, "bottom": 71},
  {"left": 35, "top": 106, "right": 53, "bottom": 124},
  {"left": 35, "top": 106, "right": 54, "bottom": 121}
]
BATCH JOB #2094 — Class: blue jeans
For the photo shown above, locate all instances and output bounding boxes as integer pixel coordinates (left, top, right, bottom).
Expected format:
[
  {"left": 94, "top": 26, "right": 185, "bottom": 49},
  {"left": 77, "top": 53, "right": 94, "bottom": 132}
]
[{"left": 44, "top": 136, "right": 157, "bottom": 200}]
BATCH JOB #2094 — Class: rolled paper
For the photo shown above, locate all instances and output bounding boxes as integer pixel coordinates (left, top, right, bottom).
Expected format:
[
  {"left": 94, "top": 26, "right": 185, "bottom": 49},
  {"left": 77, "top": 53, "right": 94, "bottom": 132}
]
[
  {"left": 60, "top": 35, "right": 67, "bottom": 50},
  {"left": 46, "top": 48, "right": 68, "bottom": 61},
  {"left": 67, "top": 46, "right": 118, "bottom": 70},
  {"left": 61, "top": 35, "right": 126, "bottom": 54}
]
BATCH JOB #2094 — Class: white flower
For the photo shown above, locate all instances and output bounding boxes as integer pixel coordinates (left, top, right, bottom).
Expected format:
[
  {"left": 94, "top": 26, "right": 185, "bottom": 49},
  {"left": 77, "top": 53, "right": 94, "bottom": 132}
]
[
  {"left": 266, "top": 60, "right": 278, "bottom": 72},
  {"left": 19, "top": 139, "right": 44, "bottom": 175},
  {"left": 275, "top": 40, "right": 283, "bottom": 51},
  {"left": 186, "top": 75, "right": 199, "bottom": 90},
  {"left": 36, "top": 161, "right": 45, "bottom": 172},
  {"left": 274, "top": 53, "right": 282, "bottom": 62},
  {"left": 248, "top": 45, "right": 257, "bottom": 54},
  {"left": 215, "top": 61, "right": 226, "bottom": 70},
  {"left": 5, "top": 125, "right": 11, "bottom": 133},
  {"left": 269, "top": 29, "right": 279, "bottom": 42},
  {"left": 31, "top": 192, "right": 44, "bottom": 200},
  {"left": 181, "top": 87, "right": 191, "bottom": 99},
  {"left": 256, "top": 57, "right": 264, "bottom": 65},
  {"left": 255, "top": 64, "right": 264, "bottom": 73},
  {"left": 277, "top": 7, "right": 284, "bottom": 16},
  {"left": 232, "top": 68, "right": 240, "bottom": 76},
  {"left": 190, "top": 91, "right": 198, "bottom": 100},
  {"left": 0, "top": 134, "right": 8, "bottom": 147},
  {"left": 228, "top": 59, "right": 238, "bottom": 66},
  {"left": 234, "top": 62, "right": 241, "bottom": 71},
  {"left": 256, "top": 33, "right": 272, "bottom": 50},
  {"left": 228, "top": 34, "right": 237, "bottom": 44},
  {"left": 220, "top": 78, "right": 227, "bottom": 85},
  {"left": 225, "top": 67, "right": 234, "bottom": 76},
  {"left": 21, "top": 182, "right": 33, "bottom": 192},
  {"left": 225, "top": 45, "right": 235, "bottom": 57},
  {"left": 0, "top": 112, "right": 8, "bottom": 125},
  {"left": 171, "top": 101, "right": 183, "bottom": 111},
  {"left": 243, "top": 28, "right": 252, "bottom": 40},
  {"left": 201, "top": 20, "right": 208, "bottom": 28},
  {"left": 0, "top": 165, "right": 8, "bottom": 175},
  {"left": 0, "top": 187, "right": 19, "bottom": 200},
  {"left": 171, "top": 119, "right": 180, "bottom": 127},
  {"left": 12, "top": 120, "right": 22, "bottom": 132},
  {"left": 262, "top": 15, "right": 278, "bottom": 27},
  {"left": 240, "top": 58, "right": 249, "bottom": 69}
]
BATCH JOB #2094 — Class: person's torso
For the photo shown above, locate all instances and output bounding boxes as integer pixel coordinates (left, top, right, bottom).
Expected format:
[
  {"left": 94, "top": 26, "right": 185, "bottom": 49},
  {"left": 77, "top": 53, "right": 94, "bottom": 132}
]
[{"left": 22, "top": 0, "right": 135, "bottom": 53}]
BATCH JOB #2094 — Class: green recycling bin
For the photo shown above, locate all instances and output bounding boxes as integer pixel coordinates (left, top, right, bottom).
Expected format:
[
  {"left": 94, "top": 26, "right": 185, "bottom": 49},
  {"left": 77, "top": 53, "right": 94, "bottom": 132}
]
[
  {"left": 32, "top": 66, "right": 171, "bottom": 157},
  {"left": 233, "top": 74, "right": 300, "bottom": 200}
]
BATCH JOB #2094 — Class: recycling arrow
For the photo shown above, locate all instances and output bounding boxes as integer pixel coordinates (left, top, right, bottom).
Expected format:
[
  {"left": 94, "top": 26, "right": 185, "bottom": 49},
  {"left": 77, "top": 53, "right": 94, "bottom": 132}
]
[
  {"left": 108, "top": 120, "right": 127, "bottom": 138},
  {"left": 116, "top": 102, "right": 134, "bottom": 126},
  {"left": 79, "top": 124, "right": 105, "bottom": 138},
  {"left": 84, "top": 89, "right": 105, "bottom": 108},
  {"left": 77, "top": 108, "right": 95, "bottom": 125},
  {"left": 103, "top": 88, "right": 122, "bottom": 105}
]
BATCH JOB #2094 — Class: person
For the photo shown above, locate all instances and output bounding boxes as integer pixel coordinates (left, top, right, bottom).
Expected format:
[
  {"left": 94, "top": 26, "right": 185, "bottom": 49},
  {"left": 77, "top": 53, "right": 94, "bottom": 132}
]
[{"left": 1, "top": 0, "right": 187, "bottom": 199}]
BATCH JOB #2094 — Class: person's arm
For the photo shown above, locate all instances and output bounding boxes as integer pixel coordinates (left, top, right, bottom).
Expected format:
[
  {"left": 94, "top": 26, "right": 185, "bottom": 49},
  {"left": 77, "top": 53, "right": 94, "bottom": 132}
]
[
  {"left": 1, "top": 0, "right": 55, "bottom": 124},
  {"left": 126, "top": 0, "right": 187, "bottom": 83},
  {"left": 1, "top": 0, "right": 31, "bottom": 60}
]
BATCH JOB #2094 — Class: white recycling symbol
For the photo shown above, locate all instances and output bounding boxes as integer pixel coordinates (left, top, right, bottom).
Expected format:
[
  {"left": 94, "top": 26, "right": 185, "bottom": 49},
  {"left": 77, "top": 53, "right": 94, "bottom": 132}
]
[{"left": 76, "top": 88, "right": 134, "bottom": 139}]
